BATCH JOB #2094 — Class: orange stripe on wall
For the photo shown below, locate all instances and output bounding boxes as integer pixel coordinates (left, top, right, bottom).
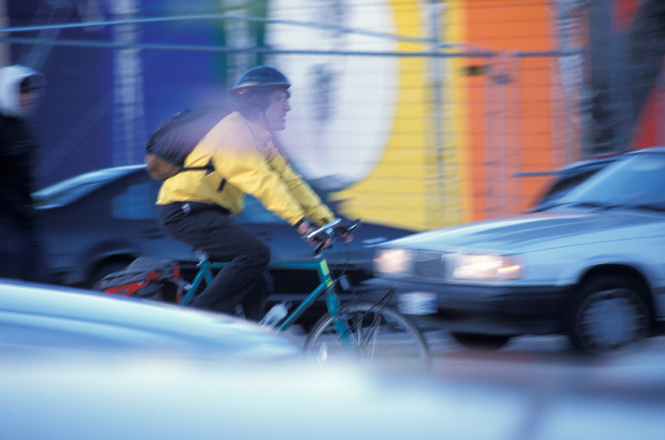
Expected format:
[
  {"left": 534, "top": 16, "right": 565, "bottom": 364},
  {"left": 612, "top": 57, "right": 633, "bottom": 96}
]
[{"left": 464, "top": 0, "right": 555, "bottom": 220}]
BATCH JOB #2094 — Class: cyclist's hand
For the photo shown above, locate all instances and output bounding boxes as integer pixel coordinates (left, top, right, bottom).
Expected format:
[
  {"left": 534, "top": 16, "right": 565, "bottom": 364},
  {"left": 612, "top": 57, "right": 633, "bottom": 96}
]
[
  {"left": 297, "top": 220, "right": 332, "bottom": 249},
  {"left": 334, "top": 224, "right": 354, "bottom": 244},
  {"left": 296, "top": 220, "right": 311, "bottom": 237}
]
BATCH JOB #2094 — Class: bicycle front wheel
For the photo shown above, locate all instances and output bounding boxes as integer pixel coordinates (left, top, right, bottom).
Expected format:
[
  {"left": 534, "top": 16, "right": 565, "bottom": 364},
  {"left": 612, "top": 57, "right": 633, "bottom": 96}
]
[{"left": 304, "top": 303, "right": 430, "bottom": 370}]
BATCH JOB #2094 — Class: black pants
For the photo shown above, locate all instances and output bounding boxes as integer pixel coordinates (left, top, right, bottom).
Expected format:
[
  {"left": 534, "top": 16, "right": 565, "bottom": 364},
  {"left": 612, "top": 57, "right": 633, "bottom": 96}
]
[
  {"left": 0, "top": 219, "right": 49, "bottom": 283},
  {"left": 159, "top": 202, "right": 271, "bottom": 321}
]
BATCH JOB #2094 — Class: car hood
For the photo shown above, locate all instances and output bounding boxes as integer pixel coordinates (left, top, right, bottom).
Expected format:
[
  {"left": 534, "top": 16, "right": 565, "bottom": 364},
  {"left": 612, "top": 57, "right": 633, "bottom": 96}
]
[
  {"left": 382, "top": 209, "right": 665, "bottom": 254},
  {"left": 0, "top": 280, "right": 300, "bottom": 360}
]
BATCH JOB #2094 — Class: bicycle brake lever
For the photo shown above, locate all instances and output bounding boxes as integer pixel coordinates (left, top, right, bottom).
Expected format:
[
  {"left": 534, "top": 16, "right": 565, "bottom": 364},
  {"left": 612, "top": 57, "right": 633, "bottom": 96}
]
[{"left": 313, "top": 241, "right": 332, "bottom": 257}]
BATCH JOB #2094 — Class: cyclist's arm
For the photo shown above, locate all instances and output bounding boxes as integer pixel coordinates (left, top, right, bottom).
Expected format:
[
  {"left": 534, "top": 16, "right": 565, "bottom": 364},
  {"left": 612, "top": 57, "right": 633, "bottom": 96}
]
[
  {"left": 267, "top": 150, "right": 335, "bottom": 226},
  {"left": 211, "top": 129, "right": 309, "bottom": 226}
]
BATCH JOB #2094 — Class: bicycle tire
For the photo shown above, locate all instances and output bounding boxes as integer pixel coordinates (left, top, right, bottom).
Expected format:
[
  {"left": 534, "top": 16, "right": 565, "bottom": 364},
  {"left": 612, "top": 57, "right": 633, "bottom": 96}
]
[{"left": 304, "top": 302, "right": 430, "bottom": 371}]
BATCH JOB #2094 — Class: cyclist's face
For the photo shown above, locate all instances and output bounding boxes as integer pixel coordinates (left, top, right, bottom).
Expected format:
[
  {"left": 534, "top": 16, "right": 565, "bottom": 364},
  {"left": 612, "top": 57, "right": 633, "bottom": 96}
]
[{"left": 263, "top": 89, "right": 291, "bottom": 131}]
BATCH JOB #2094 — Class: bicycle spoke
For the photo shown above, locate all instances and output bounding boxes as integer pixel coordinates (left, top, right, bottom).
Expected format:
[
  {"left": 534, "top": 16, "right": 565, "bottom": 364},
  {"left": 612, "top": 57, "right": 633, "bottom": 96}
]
[
  {"left": 360, "top": 313, "right": 381, "bottom": 357},
  {"left": 305, "top": 303, "right": 430, "bottom": 371}
]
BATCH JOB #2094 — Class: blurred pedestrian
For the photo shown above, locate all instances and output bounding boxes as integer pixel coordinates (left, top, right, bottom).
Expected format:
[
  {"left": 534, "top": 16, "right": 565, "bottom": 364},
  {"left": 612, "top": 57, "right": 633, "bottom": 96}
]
[{"left": 0, "top": 65, "right": 49, "bottom": 282}]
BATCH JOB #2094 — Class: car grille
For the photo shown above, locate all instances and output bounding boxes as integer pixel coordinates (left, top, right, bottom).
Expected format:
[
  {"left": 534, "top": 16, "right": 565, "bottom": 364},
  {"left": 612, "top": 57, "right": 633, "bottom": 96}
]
[{"left": 412, "top": 251, "right": 445, "bottom": 280}]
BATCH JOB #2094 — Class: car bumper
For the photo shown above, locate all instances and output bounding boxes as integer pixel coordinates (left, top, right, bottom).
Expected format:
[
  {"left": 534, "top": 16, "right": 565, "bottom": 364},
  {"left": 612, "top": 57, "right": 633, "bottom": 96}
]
[{"left": 360, "top": 278, "right": 572, "bottom": 336}]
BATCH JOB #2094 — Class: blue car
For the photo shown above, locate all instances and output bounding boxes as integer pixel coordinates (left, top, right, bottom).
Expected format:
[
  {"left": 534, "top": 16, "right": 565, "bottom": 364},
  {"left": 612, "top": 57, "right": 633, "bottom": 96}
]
[{"left": 34, "top": 165, "right": 415, "bottom": 321}]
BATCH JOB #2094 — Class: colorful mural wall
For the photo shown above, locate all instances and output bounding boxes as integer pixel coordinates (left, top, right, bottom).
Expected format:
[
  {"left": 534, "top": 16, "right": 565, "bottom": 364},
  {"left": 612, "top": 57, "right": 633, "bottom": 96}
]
[
  {"left": 327, "top": 0, "right": 562, "bottom": 230},
  {"left": 4, "top": 0, "right": 663, "bottom": 233}
]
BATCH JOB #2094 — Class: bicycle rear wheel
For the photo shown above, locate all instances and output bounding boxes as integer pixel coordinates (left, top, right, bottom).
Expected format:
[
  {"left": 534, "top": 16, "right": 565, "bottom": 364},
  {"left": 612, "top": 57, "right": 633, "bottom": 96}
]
[{"left": 304, "top": 303, "right": 430, "bottom": 371}]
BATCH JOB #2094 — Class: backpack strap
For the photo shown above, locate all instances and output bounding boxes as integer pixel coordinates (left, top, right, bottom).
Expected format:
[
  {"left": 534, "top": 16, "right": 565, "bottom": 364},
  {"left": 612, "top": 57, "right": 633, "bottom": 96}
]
[
  {"left": 180, "top": 159, "right": 215, "bottom": 173},
  {"left": 181, "top": 165, "right": 215, "bottom": 172}
]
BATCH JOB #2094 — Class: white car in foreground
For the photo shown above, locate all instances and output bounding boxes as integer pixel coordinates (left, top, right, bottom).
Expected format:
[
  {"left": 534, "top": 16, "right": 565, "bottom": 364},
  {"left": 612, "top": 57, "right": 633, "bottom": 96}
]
[
  {"left": 366, "top": 147, "right": 665, "bottom": 355},
  {"left": 0, "top": 279, "right": 300, "bottom": 360}
]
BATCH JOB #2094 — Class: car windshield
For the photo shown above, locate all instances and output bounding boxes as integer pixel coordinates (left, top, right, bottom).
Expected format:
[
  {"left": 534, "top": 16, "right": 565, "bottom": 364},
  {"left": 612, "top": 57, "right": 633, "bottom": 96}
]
[
  {"left": 556, "top": 152, "right": 665, "bottom": 210},
  {"left": 33, "top": 166, "right": 138, "bottom": 208}
]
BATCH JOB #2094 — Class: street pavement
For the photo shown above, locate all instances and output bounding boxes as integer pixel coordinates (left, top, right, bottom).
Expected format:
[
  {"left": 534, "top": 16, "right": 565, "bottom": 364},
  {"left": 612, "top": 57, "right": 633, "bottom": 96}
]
[{"left": 288, "top": 328, "right": 665, "bottom": 439}]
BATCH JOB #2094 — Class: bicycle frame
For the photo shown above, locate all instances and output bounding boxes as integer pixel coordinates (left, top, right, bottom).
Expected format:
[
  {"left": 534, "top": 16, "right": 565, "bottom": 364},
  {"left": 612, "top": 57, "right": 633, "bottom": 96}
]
[
  {"left": 180, "top": 257, "right": 349, "bottom": 334},
  {"left": 156, "top": 220, "right": 428, "bottom": 364},
  {"left": 177, "top": 251, "right": 427, "bottom": 364}
]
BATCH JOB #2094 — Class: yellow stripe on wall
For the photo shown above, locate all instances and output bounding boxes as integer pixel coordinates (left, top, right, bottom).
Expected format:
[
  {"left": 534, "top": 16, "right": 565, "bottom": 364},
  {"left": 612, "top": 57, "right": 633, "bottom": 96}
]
[
  {"left": 446, "top": 1, "right": 471, "bottom": 224},
  {"left": 335, "top": 0, "right": 468, "bottom": 232},
  {"left": 331, "top": 0, "right": 560, "bottom": 228},
  {"left": 335, "top": 1, "right": 429, "bottom": 231}
]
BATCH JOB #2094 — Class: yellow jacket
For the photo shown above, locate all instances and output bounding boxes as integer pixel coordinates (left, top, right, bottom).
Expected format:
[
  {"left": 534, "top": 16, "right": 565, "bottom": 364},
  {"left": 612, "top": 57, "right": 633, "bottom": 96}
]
[{"left": 156, "top": 111, "right": 335, "bottom": 227}]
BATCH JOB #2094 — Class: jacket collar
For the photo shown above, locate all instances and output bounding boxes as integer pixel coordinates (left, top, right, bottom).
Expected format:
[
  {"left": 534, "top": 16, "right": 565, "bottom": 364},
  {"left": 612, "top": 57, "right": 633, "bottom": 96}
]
[{"left": 232, "top": 111, "right": 273, "bottom": 145}]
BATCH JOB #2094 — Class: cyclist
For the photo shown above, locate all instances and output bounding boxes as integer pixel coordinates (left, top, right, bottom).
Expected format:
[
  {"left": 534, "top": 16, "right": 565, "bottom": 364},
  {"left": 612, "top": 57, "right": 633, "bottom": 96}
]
[{"left": 157, "top": 66, "right": 351, "bottom": 321}]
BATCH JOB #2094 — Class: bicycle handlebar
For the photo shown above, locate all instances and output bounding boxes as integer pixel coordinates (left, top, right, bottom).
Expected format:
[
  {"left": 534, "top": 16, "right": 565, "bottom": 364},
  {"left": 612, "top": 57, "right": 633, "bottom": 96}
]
[{"left": 304, "top": 218, "right": 361, "bottom": 256}]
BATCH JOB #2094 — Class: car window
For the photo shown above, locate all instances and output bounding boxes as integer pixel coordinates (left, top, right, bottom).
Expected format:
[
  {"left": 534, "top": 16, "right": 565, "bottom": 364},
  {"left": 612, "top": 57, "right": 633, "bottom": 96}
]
[
  {"left": 562, "top": 153, "right": 665, "bottom": 207},
  {"left": 553, "top": 170, "right": 599, "bottom": 197},
  {"left": 538, "top": 169, "right": 600, "bottom": 206},
  {"left": 533, "top": 168, "right": 607, "bottom": 211},
  {"left": 112, "top": 182, "right": 161, "bottom": 220}
]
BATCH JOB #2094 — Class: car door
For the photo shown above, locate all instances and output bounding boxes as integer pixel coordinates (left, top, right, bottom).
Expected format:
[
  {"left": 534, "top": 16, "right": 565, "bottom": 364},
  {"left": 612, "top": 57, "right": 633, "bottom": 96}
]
[
  {"left": 235, "top": 195, "right": 314, "bottom": 264},
  {"left": 107, "top": 172, "right": 199, "bottom": 266}
]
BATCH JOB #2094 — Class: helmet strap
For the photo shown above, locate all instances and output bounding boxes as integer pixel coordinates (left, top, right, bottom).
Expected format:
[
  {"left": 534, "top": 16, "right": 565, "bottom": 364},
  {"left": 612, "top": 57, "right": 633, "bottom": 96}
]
[{"left": 260, "top": 108, "right": 274, "bottom": 134}]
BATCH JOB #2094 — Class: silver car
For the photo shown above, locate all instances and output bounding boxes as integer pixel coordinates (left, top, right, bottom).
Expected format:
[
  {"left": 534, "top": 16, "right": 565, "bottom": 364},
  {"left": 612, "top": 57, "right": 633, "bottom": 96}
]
[
  {"left": 366, "top": 147, "right": 665, "bottom": 355},
  {"left": 0, "top": 279, "right": 301, "bottom": 360}
]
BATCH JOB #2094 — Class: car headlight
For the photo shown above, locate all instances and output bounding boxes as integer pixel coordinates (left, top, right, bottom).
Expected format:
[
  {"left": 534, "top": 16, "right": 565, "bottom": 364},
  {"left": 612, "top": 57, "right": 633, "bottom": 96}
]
[
  {"left": 451, "top": 253, "right": 523, "bottom": 280},
  {"left": 373, "top": 248, "right": 412, "bottom": 276}
]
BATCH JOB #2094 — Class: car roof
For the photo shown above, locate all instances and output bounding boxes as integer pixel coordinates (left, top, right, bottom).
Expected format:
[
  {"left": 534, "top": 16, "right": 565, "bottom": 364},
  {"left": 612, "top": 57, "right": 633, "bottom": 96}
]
[
  {"left": 531, "top": 147, "right": 665, "bottom": 212},
  {"left": 558, "top": 147, "right": 665, "bottom": 173},
  {"left": 634, "top": 146, "right": 665, "bottom": 154},
  {"left": 34, "top": 165, "right": 146, "bottom": 208},
  {"left": 558, "top": 154, "right": 619, "bottom": 173}
]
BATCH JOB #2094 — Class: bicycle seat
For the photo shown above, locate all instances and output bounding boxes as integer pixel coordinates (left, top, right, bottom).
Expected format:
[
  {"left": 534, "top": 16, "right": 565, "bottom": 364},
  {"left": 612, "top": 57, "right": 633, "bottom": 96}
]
[
  {"left": 193, "top": 250, "right": 232, "bottom": 265},
  {"left": 194, "top": 249, "right": 209, "bottom": 263}
]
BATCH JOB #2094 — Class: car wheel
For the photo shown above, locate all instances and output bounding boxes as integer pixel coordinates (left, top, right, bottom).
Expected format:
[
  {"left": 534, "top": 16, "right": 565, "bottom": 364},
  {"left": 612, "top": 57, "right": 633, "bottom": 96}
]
[
  {"left": 568, "top": 275, "right": 650, "bottom": 356},
  {"left": 86, "top": 261, "right": 132, "bottom": 290},
  {"left": 450, "top": 332, "right": 511, "bottom": 350}
]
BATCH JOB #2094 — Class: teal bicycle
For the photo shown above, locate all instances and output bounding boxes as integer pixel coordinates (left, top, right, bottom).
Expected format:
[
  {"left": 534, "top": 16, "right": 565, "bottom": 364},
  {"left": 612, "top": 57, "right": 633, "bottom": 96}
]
[{"left": 180, "top": 218, "right": 430, "bottom": 369}]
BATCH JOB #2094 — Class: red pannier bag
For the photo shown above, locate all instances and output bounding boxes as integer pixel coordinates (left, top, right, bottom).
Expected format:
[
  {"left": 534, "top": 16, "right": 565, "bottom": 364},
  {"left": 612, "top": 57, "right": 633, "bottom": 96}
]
[{"left": 97, "top": 257, "right": 184, "bottom": 303}]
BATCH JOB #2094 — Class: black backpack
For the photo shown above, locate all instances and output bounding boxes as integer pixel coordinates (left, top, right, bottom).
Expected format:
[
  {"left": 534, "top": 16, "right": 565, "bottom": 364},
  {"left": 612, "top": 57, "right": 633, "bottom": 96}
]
[
  {"left": 145, "top": 103, "right": 231, "bottom": 180},
  {"left": 97, "top": 256, "right": 186, "bottom": 303}
]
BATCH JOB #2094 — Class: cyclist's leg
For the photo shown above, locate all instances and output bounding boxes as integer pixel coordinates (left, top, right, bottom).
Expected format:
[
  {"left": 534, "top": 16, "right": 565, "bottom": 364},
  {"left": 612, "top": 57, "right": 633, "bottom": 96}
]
[
  {"left": 193, "top": 222, "right": 270, "bottom": 317},
  {"left": 160, "top": 205, "right": 270, "bottom": 318},
  {"left": 241, "top": 270, "right": 272, "bottom": 321}
]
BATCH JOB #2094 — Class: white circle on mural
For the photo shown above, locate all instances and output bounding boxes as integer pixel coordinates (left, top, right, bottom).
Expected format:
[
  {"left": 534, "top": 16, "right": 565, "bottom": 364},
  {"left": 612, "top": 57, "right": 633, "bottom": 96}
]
[{"left": 265, "top": 0, "right": 398, "bottom": 191}]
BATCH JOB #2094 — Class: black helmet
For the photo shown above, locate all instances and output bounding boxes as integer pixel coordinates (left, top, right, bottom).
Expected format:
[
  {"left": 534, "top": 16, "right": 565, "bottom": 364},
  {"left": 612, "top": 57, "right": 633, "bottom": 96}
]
[{"left": 229, "top": 66, "right": 291, "bottom": 99}]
